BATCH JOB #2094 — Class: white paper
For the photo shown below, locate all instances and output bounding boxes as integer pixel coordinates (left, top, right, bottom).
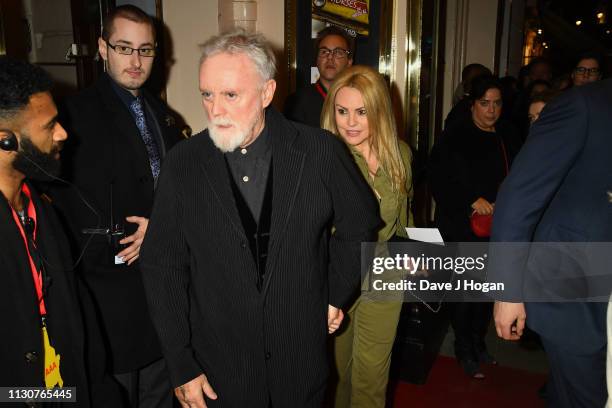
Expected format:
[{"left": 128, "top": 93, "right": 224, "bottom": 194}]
[{"left": 405, "top": 228, "right": 445, "bottom": 245}]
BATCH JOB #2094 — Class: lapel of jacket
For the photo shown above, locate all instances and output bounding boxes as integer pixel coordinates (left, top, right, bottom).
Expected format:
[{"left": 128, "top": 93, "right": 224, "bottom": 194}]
[
  {"left": 96, "top": 76, "right": 152, "bottom": 183},
  {"left": 0, "top": 189, "right": 41, "bottom": 312},
  {"left": 142, "top": 89, "right": 180, "bottom": 157},
  {"left": 27, "top": 184, "right": 83, "bottom": 339},
  {"left": 198, "top": 134, "right": 248, "bottom": 240},
  {"left": 261, "top": 108, "right": 306, "bottom": 296}
]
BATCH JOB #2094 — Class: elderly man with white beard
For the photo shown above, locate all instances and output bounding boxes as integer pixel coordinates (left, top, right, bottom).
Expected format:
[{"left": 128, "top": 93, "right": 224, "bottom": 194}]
[{"left": 139, "top": 30, "right": 380, "bottom": 408}]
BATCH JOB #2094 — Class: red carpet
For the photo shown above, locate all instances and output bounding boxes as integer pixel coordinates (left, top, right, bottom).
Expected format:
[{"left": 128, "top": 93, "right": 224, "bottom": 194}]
[{"left": 390, "top": 356, "right": 547, "bottom": 408}]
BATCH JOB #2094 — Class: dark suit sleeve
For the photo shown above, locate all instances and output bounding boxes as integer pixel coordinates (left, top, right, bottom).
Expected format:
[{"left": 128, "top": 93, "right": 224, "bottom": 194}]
[
  {"left": 139, "top": 158, "right": 201, "bottom": 388},
  {"left": 326, "top": 137, "right": 380, "bottom": 308},
  {"left": 283, "top": 92, "right": 300, "bottom": 122},
  {"left": 489, "top": 88, "right": 589, "bottom": 300}
]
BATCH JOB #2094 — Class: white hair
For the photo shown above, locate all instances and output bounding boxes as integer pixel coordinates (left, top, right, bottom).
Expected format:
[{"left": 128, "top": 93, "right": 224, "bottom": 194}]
[{"left": 199, "top": 29, "right": 276, "bottom": 81}]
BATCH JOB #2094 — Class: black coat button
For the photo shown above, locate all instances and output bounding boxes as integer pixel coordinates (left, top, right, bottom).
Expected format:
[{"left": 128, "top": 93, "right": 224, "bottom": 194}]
[
  {"left": 25, "top": 351, "right": 38, "bottom": 363},
  {"left": 241, "top": 241, "right": 247, "bottom": 249},
  {"left": 265, "top": 352, "right": 271, "bottom": 360}
]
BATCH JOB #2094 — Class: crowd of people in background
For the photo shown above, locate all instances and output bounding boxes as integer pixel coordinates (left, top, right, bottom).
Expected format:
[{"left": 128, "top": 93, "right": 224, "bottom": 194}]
[
  {"left": 1, "top": 3, "right": 611, "bottom": 408},
  {"left": 283, "top": 24, "right": 610, "bottom": 406},
  {"left": 426, "top": 49, "right": 609, "bottom": 407}
]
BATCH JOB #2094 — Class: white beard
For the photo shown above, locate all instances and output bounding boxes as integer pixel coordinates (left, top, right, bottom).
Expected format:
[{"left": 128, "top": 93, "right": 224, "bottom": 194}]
[
  {"left": 207, "top": 119, "right": 248, "bottom": 153},
  {"left": 207, "top": 111, "right": 263, "bottom": 153}
]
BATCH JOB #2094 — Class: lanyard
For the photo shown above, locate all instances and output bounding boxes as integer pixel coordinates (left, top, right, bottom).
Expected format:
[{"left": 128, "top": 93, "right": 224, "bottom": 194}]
[
  {"left": 498, "top": 135, "right": 509, "bottom": 176},
  {"left": 10, "top": 184, "right": 45, "bottom": 316},
  {"left": 315, "top": 81, "right": 328, "bottom": 99}
]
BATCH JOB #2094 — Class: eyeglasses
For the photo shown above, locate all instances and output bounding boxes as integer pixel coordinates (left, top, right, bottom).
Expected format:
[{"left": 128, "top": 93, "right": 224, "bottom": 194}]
[
  {"left": 107, "top": 41, "right": 156, "bottom": 57},
  {"left": 574, "top": 66, "right": 600, "bottom": 76},
  {"left": 318, "top": 47, "right": 350, "bottom": 59}
]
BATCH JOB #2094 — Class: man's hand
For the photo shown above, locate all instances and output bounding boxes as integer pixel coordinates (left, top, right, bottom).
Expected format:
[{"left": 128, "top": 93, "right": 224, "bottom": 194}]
[
  {"left": 494, "top": 301, "right": 526, "bottom": 340},
  {"left": 175, "top": 374, "right": 218, "bottom": 408},
  {"left": 117, "top": 216, "right": 149, "bottom": 265},
  {"left": 471, "top": 197, "right": 494, "bottom": 215},
  {"left": 328, "top": 305, "right": 344, "bottom": 334}
]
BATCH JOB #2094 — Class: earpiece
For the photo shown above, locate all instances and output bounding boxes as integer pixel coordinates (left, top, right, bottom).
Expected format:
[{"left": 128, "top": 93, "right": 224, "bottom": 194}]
[{"left": 0, "top": 129, "right": 18, "bottom": 152}]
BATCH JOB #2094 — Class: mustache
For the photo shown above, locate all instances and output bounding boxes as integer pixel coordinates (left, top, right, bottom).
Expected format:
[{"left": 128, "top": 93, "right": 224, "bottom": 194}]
[
  {"left": 52, "top": 143, "right": 62, "bottom": 153},
  {"left": 210, "top": 118, "right": 237, "bottom": 127}
]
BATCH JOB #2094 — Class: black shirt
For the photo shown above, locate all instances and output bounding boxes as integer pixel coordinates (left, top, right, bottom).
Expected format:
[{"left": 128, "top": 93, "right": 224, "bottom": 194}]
[{"left": 224, "top": 125, "right": 271, "bottom": 222}]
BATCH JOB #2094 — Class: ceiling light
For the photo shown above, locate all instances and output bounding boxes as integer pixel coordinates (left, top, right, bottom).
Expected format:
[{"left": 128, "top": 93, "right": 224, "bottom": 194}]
[{"left": 576, "top": 20, "right": 582, "bottom": 26}]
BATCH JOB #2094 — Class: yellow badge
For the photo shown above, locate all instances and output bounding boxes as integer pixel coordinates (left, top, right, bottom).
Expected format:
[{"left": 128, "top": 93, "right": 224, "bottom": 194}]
[{"left": 42, "top": 326, "right": 63, "bottom": 388}]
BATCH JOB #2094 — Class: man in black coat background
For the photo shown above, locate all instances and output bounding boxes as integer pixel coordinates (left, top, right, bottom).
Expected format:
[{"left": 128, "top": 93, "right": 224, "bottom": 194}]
[
  {"left": 51, "top": 5, "right": 183, "bottom": 407},
  {"left": 140, "top": 30, "right": 379, "bottom": 408},
  {"left": 284, "top": 26, "right": 354, "bottom": 127},
  {"left": 491, "top": 79, "right": 612, "bottom": 407},
  {"left": 0, "top": 57, "right": 122, "bottom": 407}
]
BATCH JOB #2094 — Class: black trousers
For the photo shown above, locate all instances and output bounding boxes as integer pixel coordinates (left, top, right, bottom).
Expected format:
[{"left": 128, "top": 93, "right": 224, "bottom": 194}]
[
  {"left": 450, "top": 302, "right": 492, "bottom": 361},
  {"left": 114, "top": 357, "right": 175, "bottom": 408},
  {"left": 541, "top": 336, "right": 607, "bottom": 408}
]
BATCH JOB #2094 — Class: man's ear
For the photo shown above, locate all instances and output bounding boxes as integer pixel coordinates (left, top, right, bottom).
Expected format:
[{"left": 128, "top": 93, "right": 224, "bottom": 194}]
[
  {"left": 98, "top": 37, "right": 108, "bottom": 62},
  {"left": 261, "top": 79, "right": 277, "bottom": 108},
  {"left": 347, "top": 59, "right": 353, "bottom": 67}
]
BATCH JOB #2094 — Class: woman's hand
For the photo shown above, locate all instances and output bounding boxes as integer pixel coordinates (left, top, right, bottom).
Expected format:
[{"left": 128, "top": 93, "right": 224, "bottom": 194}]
[{"left": 471, "top": 197, "right": 494, "bottom": 215}]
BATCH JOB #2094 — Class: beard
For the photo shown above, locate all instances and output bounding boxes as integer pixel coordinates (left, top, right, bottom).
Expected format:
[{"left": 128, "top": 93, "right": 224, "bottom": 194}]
[
  {"left": 208, "top": 118, "right": 249, "bottom": 153},
  {"left": 105, "top": 57, "right": 150, "bottom": 92},
  {"left": 12, "top": 136, "right": 61, "bottom": 181},
  {"left": 208, "top": 111, "right": 262, "bottom": 153}
]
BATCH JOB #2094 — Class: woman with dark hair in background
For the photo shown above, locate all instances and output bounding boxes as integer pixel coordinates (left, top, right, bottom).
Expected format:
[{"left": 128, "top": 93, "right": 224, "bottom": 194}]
[
  {"left": 429, "top": 75, "right": 521, "bottom": 378},
  {"left": 444, "top": 63, "right": 493, "bottom": 130}
]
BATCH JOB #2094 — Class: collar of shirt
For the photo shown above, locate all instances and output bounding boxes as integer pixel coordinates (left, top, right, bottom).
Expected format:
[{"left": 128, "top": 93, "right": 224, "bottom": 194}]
[
  {"left": 225, "top": 123, "right": 271, "bottom": 162},
  {"left": 349, "top": 146, "right": 380, "bottom": 175},
  {"left": 107, "top": 73, "right": 140, "bottom": 110},
  {"left": 314, "top": 80, "right": 328, "bottom": 99}
]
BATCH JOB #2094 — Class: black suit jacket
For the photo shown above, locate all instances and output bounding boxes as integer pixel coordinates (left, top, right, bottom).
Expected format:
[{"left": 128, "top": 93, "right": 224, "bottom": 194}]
[
  {"left": 140, "top": 108, "right": 379, "bottom": 407},
  {"left": 490, "top": 79, "right": 612, "bottom": 353},
  {"left": 283, "top": 83, "right": 325, "bottom": 127},
  {"left": 52, "top": 74, "right": 183, "bottom": 373},
  {"left": 0, "top": 182, "right": 124, "bottom": 406}
]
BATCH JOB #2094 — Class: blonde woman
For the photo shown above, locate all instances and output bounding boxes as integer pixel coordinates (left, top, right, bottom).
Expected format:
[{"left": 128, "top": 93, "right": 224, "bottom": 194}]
[{"left": 321, "top": 65, "right": 413, "bottom": 408}]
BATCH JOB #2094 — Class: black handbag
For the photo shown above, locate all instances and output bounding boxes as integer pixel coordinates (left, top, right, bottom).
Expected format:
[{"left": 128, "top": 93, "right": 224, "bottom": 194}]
[
  {"left": 387, "top": 235, "right": 451, "bottom": 384},
  {"left": 390, "top": 302, "right": 450, "bottom": 384}
]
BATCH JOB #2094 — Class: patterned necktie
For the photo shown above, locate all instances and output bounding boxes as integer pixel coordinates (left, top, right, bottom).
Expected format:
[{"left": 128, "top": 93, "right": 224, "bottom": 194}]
[{"left": 129, "top": 97, "right": 161, "bottom": 179}]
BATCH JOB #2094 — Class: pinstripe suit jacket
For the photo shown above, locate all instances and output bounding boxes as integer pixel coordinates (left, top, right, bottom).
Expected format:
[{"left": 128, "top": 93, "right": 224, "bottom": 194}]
[{"left": 140, "top": 108, "right": 379, "bottom": 407}]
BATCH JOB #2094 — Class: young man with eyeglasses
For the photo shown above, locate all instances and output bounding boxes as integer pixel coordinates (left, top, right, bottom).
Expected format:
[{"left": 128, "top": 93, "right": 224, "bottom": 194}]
[
  {"left": 284, "top": 26, "right": 354, "bottom": 127},
  {"left": 571, "top": 52, "right": 603, "bottom": 87},
  {"left": 50, "top": 5, "right": 182, "bottom": 407}
]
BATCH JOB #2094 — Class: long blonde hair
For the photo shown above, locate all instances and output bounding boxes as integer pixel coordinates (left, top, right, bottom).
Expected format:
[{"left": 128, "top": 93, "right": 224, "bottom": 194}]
[{"left": 321, "top": 65, "right": 408, "bottom": 195}]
